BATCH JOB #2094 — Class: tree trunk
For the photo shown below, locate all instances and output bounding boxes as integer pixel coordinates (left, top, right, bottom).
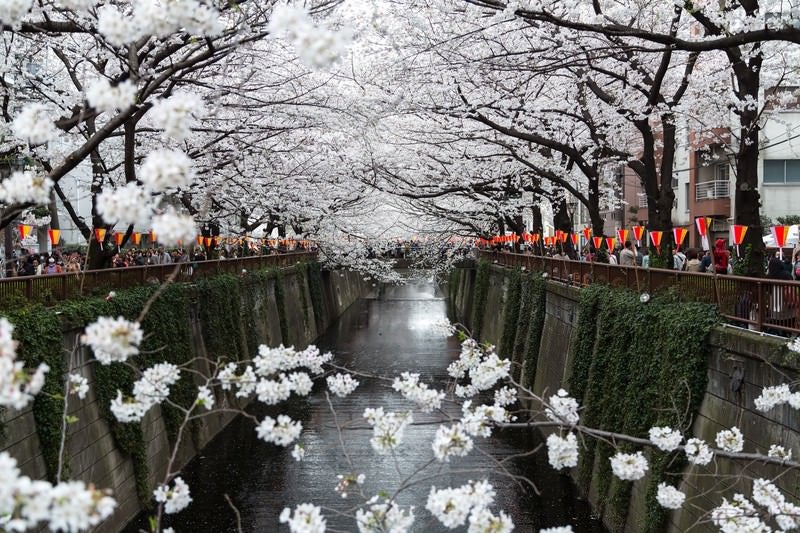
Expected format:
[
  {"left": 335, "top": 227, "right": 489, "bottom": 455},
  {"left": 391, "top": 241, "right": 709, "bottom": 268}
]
[{"left": 732, "top": 58, "right": 765, "bottom": 276}]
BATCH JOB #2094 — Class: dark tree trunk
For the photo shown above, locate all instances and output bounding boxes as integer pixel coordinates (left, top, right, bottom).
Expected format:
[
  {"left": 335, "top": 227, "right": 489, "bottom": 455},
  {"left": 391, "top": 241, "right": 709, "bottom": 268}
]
[{"left": 731, "top": 56, "right": 765, "bottom": 276}]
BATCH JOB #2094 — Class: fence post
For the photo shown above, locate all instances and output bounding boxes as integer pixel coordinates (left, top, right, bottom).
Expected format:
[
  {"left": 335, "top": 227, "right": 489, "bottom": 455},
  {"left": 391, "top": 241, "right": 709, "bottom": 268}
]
[{"left": 757, "top": 281, "right": 764, "bottom": 332}]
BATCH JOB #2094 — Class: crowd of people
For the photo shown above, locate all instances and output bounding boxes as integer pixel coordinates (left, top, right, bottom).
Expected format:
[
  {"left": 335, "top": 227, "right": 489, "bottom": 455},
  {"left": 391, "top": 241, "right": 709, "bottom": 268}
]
[
  {"left": 4, "top": 239, "right": 316, "bottom": 278},
  {"left": 493, "top": 237, "right": 800, "bottom": 279}
]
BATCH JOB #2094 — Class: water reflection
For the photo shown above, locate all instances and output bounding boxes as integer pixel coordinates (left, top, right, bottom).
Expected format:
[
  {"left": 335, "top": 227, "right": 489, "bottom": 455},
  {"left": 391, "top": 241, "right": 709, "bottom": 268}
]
[{"left": 125, "top": 279, "right": 603, "bottom": 533}]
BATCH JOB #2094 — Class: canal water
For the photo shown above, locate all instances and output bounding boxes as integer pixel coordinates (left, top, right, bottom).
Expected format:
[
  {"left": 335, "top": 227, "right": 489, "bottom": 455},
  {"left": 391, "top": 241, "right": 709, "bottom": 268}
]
[{"left": 126, "top": 278, "right": 603, "bottom": 532}]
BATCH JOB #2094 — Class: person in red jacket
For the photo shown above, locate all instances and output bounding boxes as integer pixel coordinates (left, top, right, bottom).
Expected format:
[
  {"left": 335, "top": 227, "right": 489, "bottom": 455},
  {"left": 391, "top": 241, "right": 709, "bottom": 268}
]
[{"left": 713, "top": 238, "right": 730, "bottom": 274}]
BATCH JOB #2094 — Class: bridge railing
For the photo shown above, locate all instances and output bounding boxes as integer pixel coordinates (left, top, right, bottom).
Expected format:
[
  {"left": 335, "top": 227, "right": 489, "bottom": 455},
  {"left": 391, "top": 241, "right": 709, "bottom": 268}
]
[
  {"left": 480, "top": 251, "right": 800, "bottom": 336},
  {"left": 0, "top": 252, "right": 317, "bottom": 306}
]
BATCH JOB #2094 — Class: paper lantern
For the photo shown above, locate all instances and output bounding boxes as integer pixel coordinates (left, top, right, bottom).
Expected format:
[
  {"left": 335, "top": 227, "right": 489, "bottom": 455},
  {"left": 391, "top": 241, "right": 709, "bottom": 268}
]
[
  {"left": 570, "top": 233, "right": 579, "bottom": 246},
  {"left": 592, "top": 236, "right": 603, "bottom": 250},
  {"left": 695, "top": 217, "right": 711, "bottom": 237},
  {"left": 771, "top": 225, "right": 790, "bottom": 258},
  {"left": 731, "top": 225, "right": 748, "bottom": 245},
  {"left": 94, "top": 228, "right": 107, "bottom": 243},
  {"left": 649, "top": 230, "right": 663, "bottom": 251},
  {"left": 672, "top": 227, "right": 688, "bottom": 249},
  {"left": 204, "top": 237, "right": 212, "bottom": 247},
  {"left": 631, "top": 226, "right": 645, "bottom": 246},
  {"left": 149, "top": 231, "right": 157, "bottom": 243},
  {"left": 113, "top": 232, "right": 124, "bottom": 246},
  {"left": 616, "top": 229, "right": 629, "bottom": 244},
  {"left": 132, "top": 232, "right": 142, "bottom": 246},
  {"left": 559, "top": 231, "right": 568, "bottom": 243},
  {"left": 605, "top": 237, "right": 616, "bottom": 251},
  {"left": 582, "top": 227, "right": 592, "bottom": 241},
  {"left": 17, "top": 224, "right": 32, "bottom": 240},
  {"left": 47, "top": 229, "right": 60, "bottom": 245},
  {"left": 196, "top": 235, "right": 204, "bottom": 246}
]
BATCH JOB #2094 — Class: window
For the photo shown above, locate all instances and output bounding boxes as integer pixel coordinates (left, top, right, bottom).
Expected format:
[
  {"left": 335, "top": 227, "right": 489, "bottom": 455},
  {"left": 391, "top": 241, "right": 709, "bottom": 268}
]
[
  {"left": 716, "top": 164, "right": 730, "bottom": 181},
  {"left": 764, "top": 160, "right": 800, "bottom": 184},
  {"left": 685, "top": 183, "right": 690, "bottom": 212}
]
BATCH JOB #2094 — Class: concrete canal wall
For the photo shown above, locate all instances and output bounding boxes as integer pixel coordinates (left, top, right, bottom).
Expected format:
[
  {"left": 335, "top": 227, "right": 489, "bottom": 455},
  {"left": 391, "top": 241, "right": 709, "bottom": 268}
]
[
  {"left": 1, "top": 264, "right": 370, "bottom": 532},
  {"left": 447, "top": 262, "right": 799, "bottom": 533}
]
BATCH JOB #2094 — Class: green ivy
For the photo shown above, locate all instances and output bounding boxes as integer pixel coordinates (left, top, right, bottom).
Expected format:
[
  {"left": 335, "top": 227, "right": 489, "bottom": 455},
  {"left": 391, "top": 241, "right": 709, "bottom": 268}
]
[
  {"left": 275, "top": 268, "right": 290, "bottom": 345},
  {"left": 196, "top": 275, "right": 245, "bottom": 361},
  {"left": 471, "top": 260, "right": 490, "bottom": 338},
  {"left": 4, "top": 306, "right": 65, "bottom": 481},
  {"left": 2, "top": 261, "right": 314, "bottom": 508},
  {"left": 568, "top": 284, "right": 719, "bottom": 531},
  {"left": 520, "top": 273, "right": 546, "bottom": 389},
  {"left": 499, "top": 269, "right": 522, "bottom": 358},
  {"left": 307, "top": 262, "right": 326, "bottom": 328},
  {"left": 296, "top": 263, "right": 310, "bottom": 323}
]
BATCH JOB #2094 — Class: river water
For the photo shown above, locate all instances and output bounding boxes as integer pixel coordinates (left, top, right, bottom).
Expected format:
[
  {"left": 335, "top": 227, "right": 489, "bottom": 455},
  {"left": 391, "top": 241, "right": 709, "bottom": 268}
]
[{"left": 125, "top": 278, "right": 603, "bottom": 532}]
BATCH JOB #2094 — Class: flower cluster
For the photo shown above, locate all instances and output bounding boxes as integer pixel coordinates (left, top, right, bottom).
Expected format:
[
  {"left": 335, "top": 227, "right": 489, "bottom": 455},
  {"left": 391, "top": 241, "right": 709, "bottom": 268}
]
[
  {"left": 253, "top": 344, "right": 333, "bottom": 376},
  {"left": 447, "top": 339, "right": 511, "bottom": 395},
  {"left": 609, "top": 451, "right": 649, "bottom": 481},
  {"left": 426, "top": 480, "right": 510, "bottom": 530},
  {"left": 545, "top": 389, "right": 580, "bottom": 425},
  {"left": 256, "top": 415, "right": 303, "bottom": 447},
  {"left": 715, "top": 427, "right": 744, "bottom": 453},
  {"left": 768, "top": 445, "right": 792, "bottom": 461},
  {"left": 267, "top": 3, "right": 352, "bottom": 68},
  {"left": 151, "top": 92, "right": 205, "bottom": 141},
  {"left": 648, "top": 426, "right": 683, "bottom": 452},
  {"left": 684, "top": 438, "right": 714, "bottom": 466},
  {"left": 0, "top": 451, "right": 116, "bottom": 531},
  {"left": 69, "top": 374, "right": 89, "bottom": 400},
  {"left": 0, "top": 170, "right": 54, "bottom": 206},
  {"left": 80, "top": 316, "right": 143, "bottom": 365},
  {"left": 355, "top": 497, "right": 415, "bottom": 533},
  {"left": 327, "top": 372, "right": 360, "bottom": 397},
  {"left": 363, "top": 407, "right": 413, "bottom": 454},
  {"left": 98, "top": 0, "right": 221, "bottom": 47},
  {"left": 392, "top": 372, "right": 445, "bottom": 412},
  {"left": 656, "top": 483, "right": 686, "bottom": 510},
  {"left": 0, "top": 317, "right": 50, "bottom": 409},
  {"left": 12, "top": 103, "right": 59, "bottom": 145},
  {"left": 85, "top": 79, "right": 137, "bottom": 114},
  {"left": 546, "top": 432, "right": 579, "bottom": 470},
  {"left": 96, "top": 183, "right": 153, "bottom": 226},
  {"left": 151, "top": 208, "right": 198, "bottom": 247},
  {"left": 280, "top": 503, "right": 326, "bottom": 533},
  {"left": 195, "top": 385, "right": 214, "bottom": 409},
  {"left": 140, "top": 149, "right": 195, "bottom": 193},
  {"left": 461, "top": 400, "right": 510, "bottom": 438},
  {"left": 754, "top": 384, "right": 800, "bottom": 412},
  {"left": 153, "top": 477, "right": 192, "bottom": 514},
  {"left": 110, "top": 363, "right": 181, "bottom": 422},
  {"left": 432, "top": 423, "right": 474, "bottom": 462},
  {"left": 711, "top": 494, "right": 771, "bottom": 532}
]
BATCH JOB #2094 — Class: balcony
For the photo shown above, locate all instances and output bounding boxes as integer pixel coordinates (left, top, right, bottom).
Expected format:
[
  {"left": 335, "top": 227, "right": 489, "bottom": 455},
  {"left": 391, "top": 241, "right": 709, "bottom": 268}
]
[{"left": 696, "top": 180, "right": 730, "bottom": 201}]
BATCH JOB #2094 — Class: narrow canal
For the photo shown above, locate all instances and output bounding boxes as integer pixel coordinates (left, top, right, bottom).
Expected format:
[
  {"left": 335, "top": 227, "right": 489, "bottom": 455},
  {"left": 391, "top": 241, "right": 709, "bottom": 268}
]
[{"left": 126, "top": 278, "right": 603, "bottom": 532}]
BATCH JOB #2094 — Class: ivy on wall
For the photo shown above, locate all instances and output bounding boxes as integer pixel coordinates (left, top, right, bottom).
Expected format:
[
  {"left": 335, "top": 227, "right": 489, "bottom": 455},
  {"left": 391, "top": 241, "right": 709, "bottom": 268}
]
[
  {"left": 471, "top": 260, "right": 490, "bottom": 338},
  {"left": 2, "top": 262, "right": 313, "bottom": 507},
  {"left": 274, "top": 268, "right": 290, "bottom": 345},
  {"left": 499, "top": 268, "right": 522, "bottom": 358},
  {"left": 306, "top": 262, "right": 326, "bottom": 328},
  {"left": 569, "top": 285, "right": 719, "bottom": 532},
  {"left": 520, "top": 273, "right": 546, "bottom": 390},
  {"left": 5, "top": 306, "right": 65, "bottom": 482}
]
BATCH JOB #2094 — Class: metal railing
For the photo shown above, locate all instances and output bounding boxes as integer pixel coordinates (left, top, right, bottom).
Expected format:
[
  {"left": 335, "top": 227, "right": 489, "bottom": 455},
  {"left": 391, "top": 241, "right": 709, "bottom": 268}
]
[
  {"left": 0, "top": 252, "right": 316, "bottom": 306},
  {"left": 480, "top": 251, "right": 800, "bottom": 336},
  {"left": 696, "top": 180, "right": 730, "bottom": 200}
]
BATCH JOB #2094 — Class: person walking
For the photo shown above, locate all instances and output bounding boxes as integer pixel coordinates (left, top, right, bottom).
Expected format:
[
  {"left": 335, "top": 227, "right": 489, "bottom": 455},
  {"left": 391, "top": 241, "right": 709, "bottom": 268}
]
[
  {"left": 713, "top": 239, "right": 730, "bottom": 275},
  {"left": 620, "top": 241, "right": 636, "bottom": 266},
  {"left": 685, "top": 249, "right": 702, "bottom": 272}
]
